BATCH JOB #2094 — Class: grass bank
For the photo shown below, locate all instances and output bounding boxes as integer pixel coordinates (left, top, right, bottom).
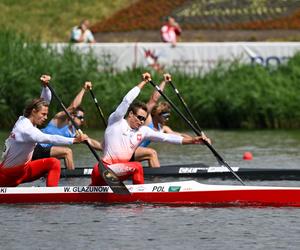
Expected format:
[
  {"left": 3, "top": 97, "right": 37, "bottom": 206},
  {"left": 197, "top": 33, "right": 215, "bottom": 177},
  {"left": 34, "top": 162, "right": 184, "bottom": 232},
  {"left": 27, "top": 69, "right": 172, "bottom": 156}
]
[
  {"left": 1, "top": 30, "right": 300, "bottom": 130},
  {"left": 0, "top": 0, "right": 136, "bottom": 42}
]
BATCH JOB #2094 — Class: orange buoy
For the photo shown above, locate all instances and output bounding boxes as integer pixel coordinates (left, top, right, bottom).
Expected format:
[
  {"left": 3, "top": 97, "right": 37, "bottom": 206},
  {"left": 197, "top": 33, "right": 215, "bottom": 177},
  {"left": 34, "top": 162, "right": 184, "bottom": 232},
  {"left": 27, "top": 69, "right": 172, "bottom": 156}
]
[{"left": 243, "top": 152, "right": 253, "bottom": 160}]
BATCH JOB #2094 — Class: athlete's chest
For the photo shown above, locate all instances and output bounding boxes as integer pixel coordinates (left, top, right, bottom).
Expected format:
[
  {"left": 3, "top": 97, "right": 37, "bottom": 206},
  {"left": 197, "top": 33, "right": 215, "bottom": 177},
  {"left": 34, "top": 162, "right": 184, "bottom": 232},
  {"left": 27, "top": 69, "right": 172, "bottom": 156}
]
[
  {"left": 107, "top": 122, "right": 143, "bottom": 146},
  {"left": 121, "top": 128, "right": 143, "bottom": 146}
]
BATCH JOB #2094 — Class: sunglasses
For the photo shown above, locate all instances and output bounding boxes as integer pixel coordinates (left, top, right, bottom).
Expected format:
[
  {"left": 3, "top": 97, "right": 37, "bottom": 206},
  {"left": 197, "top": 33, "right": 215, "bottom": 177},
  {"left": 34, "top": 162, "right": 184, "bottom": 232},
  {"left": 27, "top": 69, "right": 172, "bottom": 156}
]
[
  {"left": 75, "top": 115, "right": 84, "bottom": 121},
  {"left": 159, "top": 112, "right": 170, "bottom": 120},
  {"left": 133, "top": 113, "right": 147, "bottom": 122}
]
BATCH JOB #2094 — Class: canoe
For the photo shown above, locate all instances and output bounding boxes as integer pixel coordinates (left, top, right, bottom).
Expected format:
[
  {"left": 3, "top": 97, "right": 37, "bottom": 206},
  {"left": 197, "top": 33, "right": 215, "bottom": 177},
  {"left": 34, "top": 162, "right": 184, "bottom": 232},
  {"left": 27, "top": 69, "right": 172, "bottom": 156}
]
[
  {"left": 60, "top": 163, "right": 300, "bottom": 180},
  {"left": 2, "top": 181, "right": 300, "bottom": 207}
]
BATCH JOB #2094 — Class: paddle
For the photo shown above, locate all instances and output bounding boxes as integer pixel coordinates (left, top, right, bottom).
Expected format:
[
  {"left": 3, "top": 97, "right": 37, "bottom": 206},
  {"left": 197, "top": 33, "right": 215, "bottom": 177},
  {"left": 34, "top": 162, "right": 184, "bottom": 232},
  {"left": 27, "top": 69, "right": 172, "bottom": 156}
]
[
  {"left": 168, "top": 80, "right": 222, "bottom": 167},
  {"left": 89, "top": 89, "right": 107, "bottom": 127},
  {"left": 47, "top": 83, "right": 130, "bottom": 194},
  {"left": 149, "top": 80, "right": 245, "bottom": 185},
  {"left": 168, "top": 81, "right": 202, "bottom": 133}
]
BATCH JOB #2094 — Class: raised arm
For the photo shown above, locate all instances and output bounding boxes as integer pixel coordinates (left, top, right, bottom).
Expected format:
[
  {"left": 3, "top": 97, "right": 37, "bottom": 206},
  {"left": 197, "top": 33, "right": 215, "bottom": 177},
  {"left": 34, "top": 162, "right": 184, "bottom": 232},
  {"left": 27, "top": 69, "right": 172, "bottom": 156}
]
[
  {"left": 72, "top": 25, "right": 86, "bottom": 43},
  {"left": 146, "top": 73, "right": 171, "bottom": 112},
  {"left": 52, "top": 81, "right": 92, "bottom": 122},
  {"left": 68, "top": 81, "right": 92, "bottom": 111},
  {"left": 108, "top": 73, "right": 151, "bottom": 124},
  {"left": 174, "top": 22, "right": 182, "bottom": 35},
  {"left": 40, "top": 75, "right": 52, "bottom": 104}
]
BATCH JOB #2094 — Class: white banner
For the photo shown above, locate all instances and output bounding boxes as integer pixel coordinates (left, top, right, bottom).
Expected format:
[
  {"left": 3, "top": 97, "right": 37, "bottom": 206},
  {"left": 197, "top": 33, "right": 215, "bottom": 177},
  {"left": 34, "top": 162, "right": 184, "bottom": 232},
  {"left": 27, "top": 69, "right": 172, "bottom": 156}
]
[{"left": 52, "top": 42, "right": 300, "bottom": 74}]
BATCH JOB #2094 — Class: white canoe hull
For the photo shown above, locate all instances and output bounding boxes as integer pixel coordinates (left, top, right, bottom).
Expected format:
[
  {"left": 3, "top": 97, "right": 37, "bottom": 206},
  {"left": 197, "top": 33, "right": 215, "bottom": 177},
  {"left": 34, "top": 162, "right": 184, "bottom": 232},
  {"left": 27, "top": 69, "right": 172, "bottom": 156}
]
[{"left": 1, "top": 181, "right": 300, "bottom": 207}]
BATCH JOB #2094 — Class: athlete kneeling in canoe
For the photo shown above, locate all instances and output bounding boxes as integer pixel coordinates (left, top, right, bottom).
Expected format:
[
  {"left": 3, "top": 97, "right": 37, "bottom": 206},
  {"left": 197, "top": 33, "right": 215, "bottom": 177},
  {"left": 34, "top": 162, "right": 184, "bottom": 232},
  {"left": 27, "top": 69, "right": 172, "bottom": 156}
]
[
  {"left": 134, "top": 73, "right": 194, "bottom": 168},
  {"left": 32, "top": 81, "right": 101, "bottom": 170},
  {"left": 90, "top": 72, "right": 211, "bottom": 186},
  {"left": 0, "top": 75, "right": 87, "bottom": 187}
]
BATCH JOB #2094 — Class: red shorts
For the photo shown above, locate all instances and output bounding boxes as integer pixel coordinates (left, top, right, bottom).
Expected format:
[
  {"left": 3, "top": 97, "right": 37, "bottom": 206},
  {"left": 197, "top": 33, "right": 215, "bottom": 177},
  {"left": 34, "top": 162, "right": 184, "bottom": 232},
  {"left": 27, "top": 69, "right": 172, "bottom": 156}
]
[
  {"left": 0, "top": 158, "right": 61, "bottom": 187},
  {"left": 90, "top": 161, "right": 144, "bottom": 186}
]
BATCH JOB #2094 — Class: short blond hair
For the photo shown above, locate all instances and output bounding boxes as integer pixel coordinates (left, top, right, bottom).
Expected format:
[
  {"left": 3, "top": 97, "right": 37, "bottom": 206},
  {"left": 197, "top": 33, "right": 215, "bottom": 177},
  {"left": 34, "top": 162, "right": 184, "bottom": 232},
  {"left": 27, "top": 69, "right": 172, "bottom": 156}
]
[{"left": 151, "top": 101, "right": 171, "bottom": 116}]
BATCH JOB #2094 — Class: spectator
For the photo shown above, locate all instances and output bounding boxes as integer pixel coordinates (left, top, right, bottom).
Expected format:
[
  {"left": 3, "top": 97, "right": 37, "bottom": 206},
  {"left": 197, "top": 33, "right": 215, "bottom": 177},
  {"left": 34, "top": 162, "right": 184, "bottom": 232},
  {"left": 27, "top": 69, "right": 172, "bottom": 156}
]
[
  {"left": 160, "top": 16, "right": 182, "bottom": 47},
  {"left": 70, "top": 19, "right": 96, "bottom": 43}
]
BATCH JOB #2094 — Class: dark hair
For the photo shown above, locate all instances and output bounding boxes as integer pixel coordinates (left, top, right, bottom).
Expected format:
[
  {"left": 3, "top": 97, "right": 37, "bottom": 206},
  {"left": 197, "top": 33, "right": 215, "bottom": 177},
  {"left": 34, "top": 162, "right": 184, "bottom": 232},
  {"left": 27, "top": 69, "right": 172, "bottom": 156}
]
[
  {"left": 70, "top": 106, "right": 85, "bottom": 116},
  {"left": 125, "top": 101, "right": 148, "bottom": 118},
  {"left": 23, "top": 98, "right": 49, "bottom": 117},
  {"left": 76, "top": 106, "right": 85, "bottom": 113}
]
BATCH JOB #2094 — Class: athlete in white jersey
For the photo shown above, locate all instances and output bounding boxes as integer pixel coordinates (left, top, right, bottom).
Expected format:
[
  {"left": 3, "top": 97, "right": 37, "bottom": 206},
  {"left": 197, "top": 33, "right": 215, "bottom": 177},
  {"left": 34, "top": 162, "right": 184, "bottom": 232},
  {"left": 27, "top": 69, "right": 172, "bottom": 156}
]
[
  {"left": 0, "top": 75, "right": 88, "bottom": 187},
  {"left": 91, "top": 72, "right": 210, "bottom": 186}
]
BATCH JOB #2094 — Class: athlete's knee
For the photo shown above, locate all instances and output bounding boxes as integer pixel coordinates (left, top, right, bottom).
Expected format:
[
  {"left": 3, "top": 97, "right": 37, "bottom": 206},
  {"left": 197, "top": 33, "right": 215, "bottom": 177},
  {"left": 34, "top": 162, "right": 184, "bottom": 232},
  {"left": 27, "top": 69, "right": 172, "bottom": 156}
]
[
  {"left": 148, "top": 148, "right": 158, "bottom": 159},
  {"left": 131, "top": 162, "right": 144, "bottom": 184},
  {"left": 130, "top": 162, "right": 143, "bottom": 172},
  {"left": 90, "top": 163, "right": 104, "bottom": 186},
  {"left": 47, "top": 157, "right": 61, "bottom": 169},
  {"left": 63, "top": 147, "right": 73, "bottom": 157}
]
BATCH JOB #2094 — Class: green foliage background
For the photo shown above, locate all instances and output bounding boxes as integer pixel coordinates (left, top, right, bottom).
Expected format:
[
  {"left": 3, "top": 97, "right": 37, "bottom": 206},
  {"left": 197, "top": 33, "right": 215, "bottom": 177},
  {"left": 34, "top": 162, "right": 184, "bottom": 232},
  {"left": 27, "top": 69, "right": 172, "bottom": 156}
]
[{"left": 1, "top": 30, "right": 300, "bottom": 130}]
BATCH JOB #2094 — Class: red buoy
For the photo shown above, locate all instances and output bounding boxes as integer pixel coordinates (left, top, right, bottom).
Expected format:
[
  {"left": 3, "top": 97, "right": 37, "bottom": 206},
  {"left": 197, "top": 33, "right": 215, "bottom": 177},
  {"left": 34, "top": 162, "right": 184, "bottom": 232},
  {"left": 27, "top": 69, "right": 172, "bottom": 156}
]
[{"left": 243, "top": 152, "right": 253, "bottom": 160}]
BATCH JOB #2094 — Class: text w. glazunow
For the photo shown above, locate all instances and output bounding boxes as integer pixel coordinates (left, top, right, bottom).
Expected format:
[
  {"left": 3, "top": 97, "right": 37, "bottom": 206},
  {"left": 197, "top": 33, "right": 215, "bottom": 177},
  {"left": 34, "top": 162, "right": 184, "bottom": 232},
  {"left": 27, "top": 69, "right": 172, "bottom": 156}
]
[{"left": 64, "top": 186, "right": 109, "bottom": 193}]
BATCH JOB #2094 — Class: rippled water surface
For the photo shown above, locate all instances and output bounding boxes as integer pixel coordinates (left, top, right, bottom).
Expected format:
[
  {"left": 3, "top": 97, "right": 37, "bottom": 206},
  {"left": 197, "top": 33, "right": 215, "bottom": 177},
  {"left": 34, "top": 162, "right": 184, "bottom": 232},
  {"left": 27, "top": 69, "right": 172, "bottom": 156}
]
[{"left": 1, "top": 129, "right": 300, "bottom": 250}]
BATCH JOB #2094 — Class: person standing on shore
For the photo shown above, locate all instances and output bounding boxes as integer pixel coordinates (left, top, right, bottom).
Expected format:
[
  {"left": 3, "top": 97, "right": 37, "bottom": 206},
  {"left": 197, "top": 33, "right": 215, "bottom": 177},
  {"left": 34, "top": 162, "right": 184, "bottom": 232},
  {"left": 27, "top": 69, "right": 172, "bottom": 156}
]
[
  {"left": 70, "top": 19, "right": 96, "bottom": 43},
  {"left": 161, "top": 16, "right": 182, "bottom": 47}
]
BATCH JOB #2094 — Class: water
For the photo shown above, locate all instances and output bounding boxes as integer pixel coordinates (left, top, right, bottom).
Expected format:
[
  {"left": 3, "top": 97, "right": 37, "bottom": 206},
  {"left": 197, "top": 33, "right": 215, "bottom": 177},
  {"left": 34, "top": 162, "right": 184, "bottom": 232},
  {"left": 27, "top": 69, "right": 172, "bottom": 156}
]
[{"left": 1, "top": 129, "right": 300, "bottom": 250}]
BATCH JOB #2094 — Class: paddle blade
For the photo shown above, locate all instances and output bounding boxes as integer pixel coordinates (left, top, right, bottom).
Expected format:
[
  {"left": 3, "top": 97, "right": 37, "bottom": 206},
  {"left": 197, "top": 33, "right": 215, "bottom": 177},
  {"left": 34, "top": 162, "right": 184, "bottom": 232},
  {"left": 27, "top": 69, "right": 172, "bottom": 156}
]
[{"left": 98, "top": 163, "right": 131, "bottom": 195}]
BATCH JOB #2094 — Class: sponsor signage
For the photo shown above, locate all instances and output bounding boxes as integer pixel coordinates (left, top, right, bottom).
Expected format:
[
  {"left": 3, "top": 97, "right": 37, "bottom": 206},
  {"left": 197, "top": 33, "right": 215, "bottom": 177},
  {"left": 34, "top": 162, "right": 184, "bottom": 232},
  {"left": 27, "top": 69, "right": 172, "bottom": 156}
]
[
  {"left": 83, "top": 169, "right": 93, "bottom": 175},
  {"left": 52, "top": 42, "right": 300, "bottom": 74},
  {"left": 179, "top": 167, "right": 208, "bottom": 173},
  {"left": 207, "top": 167, "right": 239, "bottom": 173},
  {"left": 168, "top": 186, "right": 181, "bottom": 192},
  {"left": 179, "top": 166, "right": 239, "bottom": 173}
]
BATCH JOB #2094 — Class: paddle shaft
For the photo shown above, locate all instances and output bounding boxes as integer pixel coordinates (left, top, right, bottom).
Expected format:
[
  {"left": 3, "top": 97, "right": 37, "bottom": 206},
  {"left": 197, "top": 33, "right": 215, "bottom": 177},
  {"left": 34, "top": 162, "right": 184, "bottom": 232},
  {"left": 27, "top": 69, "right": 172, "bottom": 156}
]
[
  {"left": 46, "top": 83, "right": 130, "bottom": 194},
  {"left": 47, "top": 84, "right": 99, "bottom": 160},
  {"left": 169, "top": 81, "right": 202, "bottom": 132},
  {"left": 89, "top": 89, "right": 107, "bottom": 127},
  {"left": 149, "top": 80, "right": 245, "bottom": 185},
  {"left": 169, "top": 80, "right": 222, "bottom": 167}
]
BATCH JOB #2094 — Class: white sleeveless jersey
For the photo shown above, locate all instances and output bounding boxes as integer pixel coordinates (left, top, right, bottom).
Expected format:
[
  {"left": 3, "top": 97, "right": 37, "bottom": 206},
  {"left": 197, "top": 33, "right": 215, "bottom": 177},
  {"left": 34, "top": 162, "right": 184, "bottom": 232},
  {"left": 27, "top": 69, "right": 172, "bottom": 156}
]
[
  {"left": 1, "top": 87, "right": 73, "bottom": 168},
  {"left": 102, "top": 86, "right": 183, "bottom": 164}
]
